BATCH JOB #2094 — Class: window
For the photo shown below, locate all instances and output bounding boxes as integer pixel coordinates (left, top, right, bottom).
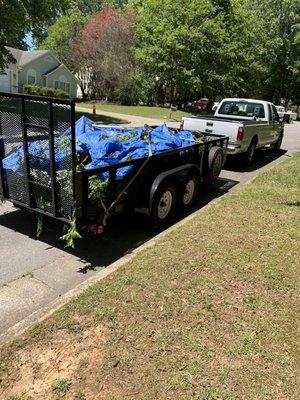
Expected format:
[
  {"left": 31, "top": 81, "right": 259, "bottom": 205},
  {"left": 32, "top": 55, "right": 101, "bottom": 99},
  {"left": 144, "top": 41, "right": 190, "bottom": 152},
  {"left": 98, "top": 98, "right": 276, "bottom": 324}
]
[
  {"left": 27, "top": 68, "right": 36, "bottom": 84},
  {"left": 271, "top": 105, "right": 280, "bottom": 122},
  {"left": 54, "top": 79, "right": 70, "bottom": 93},
  {"left": 218, "top": 101, "right": 265, "bottom": 118}
]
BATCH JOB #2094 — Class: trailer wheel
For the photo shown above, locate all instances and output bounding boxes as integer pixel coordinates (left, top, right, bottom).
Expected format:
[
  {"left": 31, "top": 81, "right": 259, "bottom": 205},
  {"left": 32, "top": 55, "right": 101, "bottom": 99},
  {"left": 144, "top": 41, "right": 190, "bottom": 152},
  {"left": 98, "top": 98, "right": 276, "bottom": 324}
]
[
  {"left": 206, "top": 146, "right": 225, "bottom": 182},
  {"left": 181, "top": 174, "right": 198, "bottom": 208},
  {"left": 151, "top": 183, "right": 177, "bottom": 225}
]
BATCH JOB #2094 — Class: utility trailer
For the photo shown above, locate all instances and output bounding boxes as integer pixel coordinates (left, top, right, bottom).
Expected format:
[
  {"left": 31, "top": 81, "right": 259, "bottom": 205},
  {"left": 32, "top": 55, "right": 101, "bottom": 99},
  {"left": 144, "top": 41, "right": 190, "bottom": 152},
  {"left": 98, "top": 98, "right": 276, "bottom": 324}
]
[{"left": 0, "top": 93, "right": 229, "bottom": 231}]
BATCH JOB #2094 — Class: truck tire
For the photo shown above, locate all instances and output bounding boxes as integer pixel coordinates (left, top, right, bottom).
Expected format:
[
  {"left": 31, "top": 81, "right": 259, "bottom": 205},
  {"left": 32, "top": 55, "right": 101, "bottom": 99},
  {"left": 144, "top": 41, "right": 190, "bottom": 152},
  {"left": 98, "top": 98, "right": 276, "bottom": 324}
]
[
  {"left": 151, "top": 183, "right": 177, "bottom": 225},
  {"left": 273, "top": 133, "right": 283, "bottom": 150},
  {"left": 241, "top": 139, "right": 256, "bottom": 166},
  {"left": 180, "top": 174, "right": 198, "bottom": 209},
  {"left": 205, "top": 146, "right": 225, "bottom": 182}
]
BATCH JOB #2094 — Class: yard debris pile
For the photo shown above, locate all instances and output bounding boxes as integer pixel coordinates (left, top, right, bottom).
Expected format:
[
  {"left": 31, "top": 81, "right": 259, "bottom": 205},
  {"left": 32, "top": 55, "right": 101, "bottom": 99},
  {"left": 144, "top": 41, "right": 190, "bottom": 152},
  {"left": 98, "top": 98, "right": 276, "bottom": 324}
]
[{"left": 2, "top": 116, "right": 197, "bottom": 181}]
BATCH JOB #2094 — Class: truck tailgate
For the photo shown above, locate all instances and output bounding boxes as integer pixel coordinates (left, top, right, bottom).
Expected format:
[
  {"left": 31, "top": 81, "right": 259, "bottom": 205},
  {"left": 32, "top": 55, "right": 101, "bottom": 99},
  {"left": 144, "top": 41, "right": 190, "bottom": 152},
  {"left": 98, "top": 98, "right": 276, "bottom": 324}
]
[{"left": 182, "top": 117, "right": 240, "bottom": 142}]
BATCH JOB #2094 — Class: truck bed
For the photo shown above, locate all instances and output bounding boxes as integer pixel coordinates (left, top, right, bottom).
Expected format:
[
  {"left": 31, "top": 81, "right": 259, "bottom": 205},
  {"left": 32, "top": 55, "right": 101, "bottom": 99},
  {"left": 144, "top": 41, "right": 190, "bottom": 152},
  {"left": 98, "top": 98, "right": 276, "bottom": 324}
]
[{"left": 186, "top": 114, "right": 268, "bottom": 125}]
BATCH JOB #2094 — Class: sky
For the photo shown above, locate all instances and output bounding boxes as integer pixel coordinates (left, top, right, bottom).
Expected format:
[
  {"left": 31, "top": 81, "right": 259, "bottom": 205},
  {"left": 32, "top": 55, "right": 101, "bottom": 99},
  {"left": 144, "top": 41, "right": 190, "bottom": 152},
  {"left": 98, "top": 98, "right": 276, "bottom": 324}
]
[{"left": 24, "top": 32, "right": 34, "bottom": 49}]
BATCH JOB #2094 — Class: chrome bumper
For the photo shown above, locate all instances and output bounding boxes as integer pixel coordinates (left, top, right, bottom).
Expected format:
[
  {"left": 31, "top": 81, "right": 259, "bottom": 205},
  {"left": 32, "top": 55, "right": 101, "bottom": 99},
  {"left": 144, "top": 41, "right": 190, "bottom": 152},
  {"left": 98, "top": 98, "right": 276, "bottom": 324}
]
[{"left": 226, "top": 143, "right": 242, "bottom": 155}]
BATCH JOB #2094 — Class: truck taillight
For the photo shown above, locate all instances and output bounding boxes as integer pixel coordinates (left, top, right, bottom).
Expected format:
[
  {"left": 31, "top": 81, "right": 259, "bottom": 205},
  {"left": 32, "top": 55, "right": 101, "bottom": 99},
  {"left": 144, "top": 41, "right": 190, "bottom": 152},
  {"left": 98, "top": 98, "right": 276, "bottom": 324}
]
[
  {"left": 179, "top": 120, "right": 184, "bottom": 130},
  {"left": 237, "top": 127, "right": 244, "bottom": 141}
]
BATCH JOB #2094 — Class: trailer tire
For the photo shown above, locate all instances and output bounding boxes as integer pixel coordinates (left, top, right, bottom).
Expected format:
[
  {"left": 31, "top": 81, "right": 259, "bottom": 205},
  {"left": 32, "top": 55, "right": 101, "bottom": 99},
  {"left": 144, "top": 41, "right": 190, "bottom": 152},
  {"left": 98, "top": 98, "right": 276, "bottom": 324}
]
[
  {"left": 151, "top": 183, "right": 177, "bottom": 226},
  {"left": 205, "top": 146, "right": 225, "bottom": 182},
  {"left": 180, "top": 174, "right": 199, "bottom": 209}
]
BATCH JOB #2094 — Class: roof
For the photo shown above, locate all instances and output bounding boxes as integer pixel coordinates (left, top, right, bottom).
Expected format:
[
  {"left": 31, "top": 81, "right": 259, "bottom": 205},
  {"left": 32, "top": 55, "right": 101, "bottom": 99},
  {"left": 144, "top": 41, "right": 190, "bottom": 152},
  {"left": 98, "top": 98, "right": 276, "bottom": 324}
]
[
  {"left": 43, "top": 64, "right": 78, "bottom": 82},
  {"left": 42, "top": 64, "right": 61, "bottom": 76},
  {"left": 5, "top": 46, "right": 49, "bottom": 67}
]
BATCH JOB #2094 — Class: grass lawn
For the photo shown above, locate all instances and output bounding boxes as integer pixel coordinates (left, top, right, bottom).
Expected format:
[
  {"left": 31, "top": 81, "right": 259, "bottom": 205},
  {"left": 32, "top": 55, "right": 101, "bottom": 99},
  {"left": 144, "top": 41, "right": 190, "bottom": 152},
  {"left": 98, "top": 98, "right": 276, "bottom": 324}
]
[
  {"left": 0, "top": 97, "right": 128, "bottom": 126},
  {"left": 1, "top": 154, "right": 299, "bottom": 399},
  {"left": 78, "top": 102, "right": 190, "bottom": 121}
]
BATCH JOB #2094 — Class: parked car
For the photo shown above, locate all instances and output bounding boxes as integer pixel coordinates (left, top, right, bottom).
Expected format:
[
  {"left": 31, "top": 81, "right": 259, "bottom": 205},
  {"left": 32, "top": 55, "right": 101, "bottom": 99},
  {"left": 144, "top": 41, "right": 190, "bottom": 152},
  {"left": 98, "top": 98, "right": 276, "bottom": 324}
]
[
  {"left": 180, "top": 98, "right": 284, "bottom": 165},
  {"left": 275, "top": 106, "right": 297, "bottom": 123},
  {"left": 192, "top": 98, "right": 213, "bottom": 111}
]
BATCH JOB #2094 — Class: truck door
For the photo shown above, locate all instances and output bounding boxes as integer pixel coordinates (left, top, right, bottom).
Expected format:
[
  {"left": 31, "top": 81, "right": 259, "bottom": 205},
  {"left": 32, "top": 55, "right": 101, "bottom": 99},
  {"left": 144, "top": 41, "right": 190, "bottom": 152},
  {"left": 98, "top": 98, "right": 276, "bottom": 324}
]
[
  {"left": 254, "top": 103, "right": 269, "bottom": 145},
  {"left": 269, "top": 104, "right": 281, "bottom": 144}
]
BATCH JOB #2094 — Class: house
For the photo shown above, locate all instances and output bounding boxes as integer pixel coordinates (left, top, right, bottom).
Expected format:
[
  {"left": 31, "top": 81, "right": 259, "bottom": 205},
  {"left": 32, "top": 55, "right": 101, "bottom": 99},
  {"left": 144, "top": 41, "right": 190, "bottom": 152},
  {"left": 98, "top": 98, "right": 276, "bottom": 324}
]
[{"left": 0, "top": 46, "right": 78, "bottom": 98}]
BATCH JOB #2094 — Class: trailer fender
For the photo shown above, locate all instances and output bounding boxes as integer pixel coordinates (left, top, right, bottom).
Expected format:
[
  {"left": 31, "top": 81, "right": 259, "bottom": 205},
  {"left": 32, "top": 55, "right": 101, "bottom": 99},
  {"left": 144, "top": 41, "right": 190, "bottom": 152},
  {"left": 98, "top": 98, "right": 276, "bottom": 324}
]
[{"left": 149, "top": 164, "right": 200, "bottom": 213}]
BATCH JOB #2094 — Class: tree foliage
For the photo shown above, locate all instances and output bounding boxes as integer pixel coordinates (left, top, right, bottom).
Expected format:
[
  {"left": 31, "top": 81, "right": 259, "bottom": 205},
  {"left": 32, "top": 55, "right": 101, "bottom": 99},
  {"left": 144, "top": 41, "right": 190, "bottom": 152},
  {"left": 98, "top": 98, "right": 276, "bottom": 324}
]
[
  {"left": 71, "top": 0, "right": 128, "bottom": 15},
  {"left": 244, "top": 0, "right": 300, "bottom": 105},
  {"left": 134, "top": 0, "right": 271, "bottom": 104},
  {"left": 0, "top": 0, "right": 70, "bottom": 69},
  {"left": 72, "top": 7, "right": 136, "bottom": 99},
  {"left": 39, "top": 9, "right": 86, "bottom": 72}
]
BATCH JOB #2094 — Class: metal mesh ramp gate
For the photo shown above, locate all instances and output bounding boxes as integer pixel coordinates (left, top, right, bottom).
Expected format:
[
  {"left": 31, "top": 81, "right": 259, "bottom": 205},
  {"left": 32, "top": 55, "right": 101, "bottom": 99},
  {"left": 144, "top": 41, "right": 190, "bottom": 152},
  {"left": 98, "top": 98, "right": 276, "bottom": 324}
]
[{"left": 0, "top": 92, "right": 76, "bottom": 222}]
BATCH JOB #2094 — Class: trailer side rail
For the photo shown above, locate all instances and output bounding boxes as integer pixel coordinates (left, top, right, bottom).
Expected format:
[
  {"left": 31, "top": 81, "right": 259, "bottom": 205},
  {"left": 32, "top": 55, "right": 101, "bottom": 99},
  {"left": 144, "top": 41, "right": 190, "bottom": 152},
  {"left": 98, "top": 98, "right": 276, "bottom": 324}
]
[{"left": 0, "top": 92, "right": 76, "bottom": 222}]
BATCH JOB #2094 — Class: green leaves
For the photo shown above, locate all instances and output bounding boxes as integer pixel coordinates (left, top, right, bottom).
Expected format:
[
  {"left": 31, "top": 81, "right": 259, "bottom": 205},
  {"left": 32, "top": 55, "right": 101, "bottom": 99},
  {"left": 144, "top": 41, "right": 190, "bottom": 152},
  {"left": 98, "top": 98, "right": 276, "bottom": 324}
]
[
  {"left": 36, "top": 214, "right": 43, "bottom": 237},
  {"left": 0, "top": 1, "right": 71, "bottom": 69},
  {"left": 60, "top": 212, "right": 82, "bottom": 248},
  {"left": 134, "top": 0, "right": 270, "bottom": 102}
]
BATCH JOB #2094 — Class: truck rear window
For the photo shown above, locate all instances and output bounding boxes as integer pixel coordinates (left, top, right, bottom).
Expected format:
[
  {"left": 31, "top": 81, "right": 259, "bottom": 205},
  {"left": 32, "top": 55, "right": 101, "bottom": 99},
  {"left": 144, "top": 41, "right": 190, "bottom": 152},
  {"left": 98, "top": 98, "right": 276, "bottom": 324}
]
[{"left": 218, "top": 101, "right": 265, "bottom": 118}]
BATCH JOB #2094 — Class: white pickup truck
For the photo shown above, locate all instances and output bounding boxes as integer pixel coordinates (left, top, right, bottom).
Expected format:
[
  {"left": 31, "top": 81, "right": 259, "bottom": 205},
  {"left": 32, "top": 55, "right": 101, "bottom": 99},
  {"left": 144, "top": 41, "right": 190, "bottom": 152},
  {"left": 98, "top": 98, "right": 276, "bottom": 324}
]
[{"left": 180, "top": 98, "right": 284, "bottom": 165}]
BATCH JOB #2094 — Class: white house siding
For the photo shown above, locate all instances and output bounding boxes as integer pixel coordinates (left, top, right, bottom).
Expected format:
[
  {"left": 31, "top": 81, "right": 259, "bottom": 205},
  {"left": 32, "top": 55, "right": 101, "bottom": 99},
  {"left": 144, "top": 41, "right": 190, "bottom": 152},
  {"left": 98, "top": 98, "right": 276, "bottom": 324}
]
[
  {"left": 46, "top": 66, "right": 78, "bottom": 98},
  {"left": 0, "top": 69, "right": 11, "bottom": 92}
]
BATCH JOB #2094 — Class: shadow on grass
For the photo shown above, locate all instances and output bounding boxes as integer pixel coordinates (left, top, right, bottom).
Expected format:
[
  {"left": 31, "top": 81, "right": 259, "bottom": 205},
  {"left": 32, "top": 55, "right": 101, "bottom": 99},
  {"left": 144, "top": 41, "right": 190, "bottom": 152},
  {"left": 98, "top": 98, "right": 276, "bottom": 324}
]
[
  {"left": 75, "top": 109, "right": 128, "bottom": 125},
  {"left": 0, "top": 176, "right": 238, "bottom": 273}
]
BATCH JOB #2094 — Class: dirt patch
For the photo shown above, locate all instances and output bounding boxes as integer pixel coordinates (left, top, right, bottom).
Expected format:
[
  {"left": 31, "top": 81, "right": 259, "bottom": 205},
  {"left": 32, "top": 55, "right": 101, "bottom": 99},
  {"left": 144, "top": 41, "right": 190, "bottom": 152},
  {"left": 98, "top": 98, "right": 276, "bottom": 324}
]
[{"left": 1, "top": 325, "right": 107, "bottom": 399}]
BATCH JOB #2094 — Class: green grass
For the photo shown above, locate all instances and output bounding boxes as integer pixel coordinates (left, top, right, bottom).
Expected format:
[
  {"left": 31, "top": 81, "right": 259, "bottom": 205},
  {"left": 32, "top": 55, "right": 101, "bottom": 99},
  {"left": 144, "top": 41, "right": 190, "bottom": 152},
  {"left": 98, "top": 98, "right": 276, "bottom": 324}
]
[
  {"left": 0, "top": 154, "right": 299, "bottom": 399},
  {"left": 51, "top": 379, "right": 71, "bottom": 399},
  {"left": 78, "top": 102, "right": 190, "bottom": 121}
]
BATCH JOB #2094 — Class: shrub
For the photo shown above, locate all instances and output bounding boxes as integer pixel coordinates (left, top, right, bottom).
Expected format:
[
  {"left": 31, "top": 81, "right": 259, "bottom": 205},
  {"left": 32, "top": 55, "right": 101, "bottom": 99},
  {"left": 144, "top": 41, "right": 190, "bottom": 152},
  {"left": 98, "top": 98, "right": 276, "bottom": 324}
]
[{"left": 23, "top": 84, "right": 69, "bottom": 99}]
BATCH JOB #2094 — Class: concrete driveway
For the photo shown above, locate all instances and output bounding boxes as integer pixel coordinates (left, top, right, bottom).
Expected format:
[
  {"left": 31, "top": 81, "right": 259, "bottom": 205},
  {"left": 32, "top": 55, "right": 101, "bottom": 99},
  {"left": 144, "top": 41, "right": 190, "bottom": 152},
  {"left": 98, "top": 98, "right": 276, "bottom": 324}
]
[{"left": 0, "top": 121, "right": 299, "bottom": 341}]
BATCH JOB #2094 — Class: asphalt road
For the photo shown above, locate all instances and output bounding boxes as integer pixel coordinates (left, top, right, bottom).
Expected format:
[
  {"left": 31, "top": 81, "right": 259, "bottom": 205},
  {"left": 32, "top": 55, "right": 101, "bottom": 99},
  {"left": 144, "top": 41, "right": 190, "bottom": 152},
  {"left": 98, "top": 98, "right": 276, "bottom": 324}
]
[{"left": 0, "top": 122, "right": 299, "bottom": 338}]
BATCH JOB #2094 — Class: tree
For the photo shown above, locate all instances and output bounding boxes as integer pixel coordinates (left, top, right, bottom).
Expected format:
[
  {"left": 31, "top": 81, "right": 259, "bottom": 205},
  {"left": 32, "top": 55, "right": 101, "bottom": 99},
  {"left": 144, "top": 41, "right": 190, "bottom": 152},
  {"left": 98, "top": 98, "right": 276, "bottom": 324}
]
[
  {"left": 0, "top": 0, "right": 70, "bottom": 69},
  {"left": 243, "top": 0, "right": 300, "bottom": 105},
  {"left": 73, "top": 7, "right": 135, "bottom": 99},
  {"left": 70, "top": 0, "right": 129, "bottom": 15},
  {"left": 40, "top": 9, "right": 86, "bottom": 70},
  {"left": 133, "top": 0, "right": 268, "bottom": 104},
  {"left": 39, "top": 9, "right": 88, "bottom": 98}
]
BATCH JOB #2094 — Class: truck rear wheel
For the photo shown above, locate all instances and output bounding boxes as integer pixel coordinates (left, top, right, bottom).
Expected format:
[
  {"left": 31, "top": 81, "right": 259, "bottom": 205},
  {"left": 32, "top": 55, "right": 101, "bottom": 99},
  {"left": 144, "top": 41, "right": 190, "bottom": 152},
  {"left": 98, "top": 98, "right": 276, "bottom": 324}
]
[
  {"left": 273, "top": 133, "right": 283, "bottom": 150},
  {"left": 151, "top": 183, "right": 177, "bottom": 225},
  {"left": 181, "top": 174, "right": 198, "bottom": 209},
  {"left": 205, "top": 146, "right": 225, "bottom": 182},
  {"left": 241, "top": 140, "right": 256, "bottom": 166}
]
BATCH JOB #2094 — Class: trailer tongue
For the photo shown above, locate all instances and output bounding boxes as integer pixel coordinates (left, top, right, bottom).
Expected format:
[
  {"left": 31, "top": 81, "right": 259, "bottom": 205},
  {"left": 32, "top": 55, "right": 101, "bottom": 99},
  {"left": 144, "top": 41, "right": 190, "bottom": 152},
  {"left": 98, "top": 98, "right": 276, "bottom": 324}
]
[{"left": 0, "top": 93, "right": 229, "bottom": 238}]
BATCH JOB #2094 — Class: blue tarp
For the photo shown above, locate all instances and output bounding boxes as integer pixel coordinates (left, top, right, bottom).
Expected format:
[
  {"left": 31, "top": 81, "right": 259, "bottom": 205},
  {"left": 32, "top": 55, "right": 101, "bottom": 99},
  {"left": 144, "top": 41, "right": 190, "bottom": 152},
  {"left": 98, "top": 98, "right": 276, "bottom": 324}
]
[{"left": 2, "top": 116, "right": 196, "bottom": 180}]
